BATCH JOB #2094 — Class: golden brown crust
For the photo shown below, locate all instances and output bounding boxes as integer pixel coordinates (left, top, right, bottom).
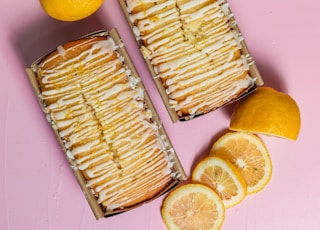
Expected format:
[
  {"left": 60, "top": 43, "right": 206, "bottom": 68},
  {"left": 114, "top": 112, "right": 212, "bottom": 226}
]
[
  {"left": 126, "top": 0, "right": 254, "bottom": 120},
  {"left": 39, "top": 37, "right": 106, "bottom": 70},
  {"left": 36, "top": 35, "right": 175, "bottom": 212}
]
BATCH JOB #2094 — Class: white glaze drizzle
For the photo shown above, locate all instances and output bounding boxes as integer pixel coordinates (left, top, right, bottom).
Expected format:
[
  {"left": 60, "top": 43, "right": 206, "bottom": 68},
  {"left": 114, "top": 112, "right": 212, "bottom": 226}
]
[
  {"left": 127, "top": 0, "right": 254, "bottom": 118},
  {"left": 37, "top": 36, "right": 176, "bottom": 211}
]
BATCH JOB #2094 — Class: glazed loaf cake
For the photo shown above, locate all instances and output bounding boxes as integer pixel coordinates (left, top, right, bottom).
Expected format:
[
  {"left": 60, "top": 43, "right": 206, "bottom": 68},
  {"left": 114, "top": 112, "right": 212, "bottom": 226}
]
[
  {"left": 31, "top": 31, "right": 184, "bottom": 214},
  {"left": 123, "top": 0, "right": 260, "bottom": 120}
]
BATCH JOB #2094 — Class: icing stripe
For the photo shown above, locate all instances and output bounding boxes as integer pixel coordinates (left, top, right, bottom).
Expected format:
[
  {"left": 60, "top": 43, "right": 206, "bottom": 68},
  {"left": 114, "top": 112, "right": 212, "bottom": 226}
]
[
  {"left": 37, "top": 36, "right": 175, "bottom": 211},
  {"left": 127, "top": 0, "right": 254, "bottom": 118}
]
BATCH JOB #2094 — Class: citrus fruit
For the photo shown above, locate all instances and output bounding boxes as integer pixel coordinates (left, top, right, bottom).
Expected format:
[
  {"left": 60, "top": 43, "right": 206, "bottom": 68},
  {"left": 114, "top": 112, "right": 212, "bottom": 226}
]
[
  {"left": 40, "top": 0, "right": 104, "bottom": 21},
  {"left": 162, "top": 184, "right": 225, "bottom": 230},
  {"left": 230, "top": 87, "right": 301, "bottom": 140},
  {"left": 210, "top": 132, "right": 272, "bottom": 194},
  {"left": 192, "top": 156, "right": 247, "bottom": 208}
]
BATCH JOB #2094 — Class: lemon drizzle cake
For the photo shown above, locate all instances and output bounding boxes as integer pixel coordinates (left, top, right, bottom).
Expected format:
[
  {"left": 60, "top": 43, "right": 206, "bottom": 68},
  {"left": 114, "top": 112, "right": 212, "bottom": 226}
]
[
  {"left": 124, "top": 0, "right": 259, "bottom": 120},
  {"left": 31, "top": 31, "right": 184, "bottom": 213}
]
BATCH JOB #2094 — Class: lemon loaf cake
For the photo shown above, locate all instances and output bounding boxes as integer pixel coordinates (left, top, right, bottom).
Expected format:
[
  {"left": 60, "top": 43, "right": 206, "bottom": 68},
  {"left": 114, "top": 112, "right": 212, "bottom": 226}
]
[
  {"left": 31, "top": 31, "right": 184, "bottom": 213},
  {"left": 124, "top": 0, "right": 258, "bottom": 120}
]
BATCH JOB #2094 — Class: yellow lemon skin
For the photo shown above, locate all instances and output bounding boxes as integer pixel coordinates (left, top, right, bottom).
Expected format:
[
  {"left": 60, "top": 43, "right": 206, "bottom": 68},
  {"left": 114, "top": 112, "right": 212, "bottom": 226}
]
[
  {"left": 40, "top": 0, "right": 104, "bottom": 21},
  {"left": 230, "top": 87, "right": 301, "bottom": 140}
]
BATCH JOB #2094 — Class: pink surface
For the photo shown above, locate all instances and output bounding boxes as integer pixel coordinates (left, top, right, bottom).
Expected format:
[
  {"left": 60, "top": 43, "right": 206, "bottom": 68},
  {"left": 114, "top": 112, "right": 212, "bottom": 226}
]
[{"left": 1, "top": 0, "right": 319, "bottom": 229}]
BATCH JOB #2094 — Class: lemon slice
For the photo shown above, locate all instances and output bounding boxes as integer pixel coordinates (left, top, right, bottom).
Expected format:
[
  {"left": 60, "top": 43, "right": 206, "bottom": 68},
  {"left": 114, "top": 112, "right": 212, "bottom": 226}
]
[
  {"left": 162, "top": 184, "right": 225, "bottom": 230},
  {"left": 230, "top": 87, "right": 301, "bottom": 140},
  {"left": 210, "top": 132, "right": 272, "bottom": 194},
  {"left": 192, "top": 156, "right": 247, "bottom": 208}
]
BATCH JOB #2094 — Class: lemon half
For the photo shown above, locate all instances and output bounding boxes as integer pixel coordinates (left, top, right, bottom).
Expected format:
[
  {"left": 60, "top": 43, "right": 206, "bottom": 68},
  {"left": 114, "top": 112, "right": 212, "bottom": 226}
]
[{"left": 230, "top": 87, "right": 301, "bottom": 140}]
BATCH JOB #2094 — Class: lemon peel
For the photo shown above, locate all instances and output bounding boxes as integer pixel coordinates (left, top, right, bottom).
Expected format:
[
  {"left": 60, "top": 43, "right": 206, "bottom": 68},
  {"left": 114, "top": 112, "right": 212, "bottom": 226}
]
[
  {"left": 230, "top": 87, "right": 301, "bottom": 140},
  {"left": 40, "top": 0, "right": 104, "bottom": 21}
]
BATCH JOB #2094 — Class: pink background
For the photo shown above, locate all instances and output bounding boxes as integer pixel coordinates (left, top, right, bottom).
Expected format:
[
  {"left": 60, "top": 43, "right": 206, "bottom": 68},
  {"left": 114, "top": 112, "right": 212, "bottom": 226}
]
[{"left": 1, "top": 0, "right": 320, "bottom": 229}]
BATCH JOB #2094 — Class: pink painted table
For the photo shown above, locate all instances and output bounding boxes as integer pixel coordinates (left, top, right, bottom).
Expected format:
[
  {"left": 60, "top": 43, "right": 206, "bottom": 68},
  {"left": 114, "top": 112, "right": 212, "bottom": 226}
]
[{"left": 1, "top": 0, "right": 319, "bottom": 229}]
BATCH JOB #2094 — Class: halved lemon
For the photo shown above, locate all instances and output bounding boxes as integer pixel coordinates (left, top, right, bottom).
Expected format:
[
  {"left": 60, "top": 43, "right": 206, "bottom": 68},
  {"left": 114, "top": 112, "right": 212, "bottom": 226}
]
[
  {"left": 210, "top": 132, "right": 272, "bottom": 194},
  {"left": 162, "top": 184, "right": 225, "bottom": 230},
  {"left": 192, "top": 156, "right": 247, "bottom": 208},
  {"left": 230, "top": 87, "right": 301, "bottom": 140}
]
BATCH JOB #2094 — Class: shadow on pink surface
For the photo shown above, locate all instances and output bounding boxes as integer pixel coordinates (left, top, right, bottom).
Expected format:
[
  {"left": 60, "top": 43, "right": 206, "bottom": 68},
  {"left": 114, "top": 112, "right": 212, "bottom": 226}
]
[
  {"left": 12, "top": 14, "right": 106, "bottom": 68},
  {"left": 255, "top": 59, "right": 287, "bottom": 92},
  {"left": 222, "top": 58, "right": 288, "bottom": 119},
  {"left": 188, "top": 127, "right": 231, "bottom": 177}
]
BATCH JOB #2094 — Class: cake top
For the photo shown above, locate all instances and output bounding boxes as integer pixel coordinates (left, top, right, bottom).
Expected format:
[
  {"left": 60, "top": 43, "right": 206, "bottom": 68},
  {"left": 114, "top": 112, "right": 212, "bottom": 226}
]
[
  {"left": 32, "top": 31, "right": 185, "bottom": 215},
  {"left": 125, "top": 0, "right": 259, "bottom": 121}
]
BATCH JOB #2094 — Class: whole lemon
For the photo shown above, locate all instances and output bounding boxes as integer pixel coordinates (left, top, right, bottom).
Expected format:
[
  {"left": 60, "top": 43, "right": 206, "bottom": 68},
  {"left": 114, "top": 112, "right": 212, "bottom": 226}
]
[{"left": 40, "top": 0, "right": 104, "bottom": 21}]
